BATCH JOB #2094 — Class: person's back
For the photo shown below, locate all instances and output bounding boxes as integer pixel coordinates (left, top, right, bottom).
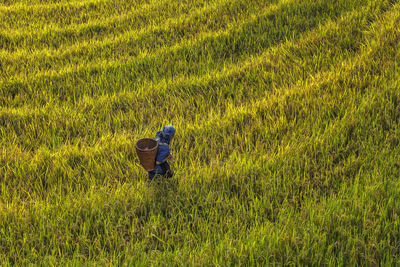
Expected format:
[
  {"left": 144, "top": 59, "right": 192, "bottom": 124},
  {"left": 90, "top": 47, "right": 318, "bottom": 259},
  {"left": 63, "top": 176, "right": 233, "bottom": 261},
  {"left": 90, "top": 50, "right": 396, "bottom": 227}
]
[{"left": 148, "top": 125, "right": 175, "bottom": 180}]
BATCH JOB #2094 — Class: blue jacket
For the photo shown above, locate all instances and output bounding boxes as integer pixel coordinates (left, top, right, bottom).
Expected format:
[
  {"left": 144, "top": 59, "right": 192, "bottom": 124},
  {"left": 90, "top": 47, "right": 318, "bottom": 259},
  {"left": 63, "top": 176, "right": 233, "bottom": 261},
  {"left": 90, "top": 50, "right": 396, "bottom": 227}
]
[
  {"left": 156, "top": 143, "right": 170, "bottom": 163},
  {"left": 155, "top": 125, "right": 175, "bottom": 163}
]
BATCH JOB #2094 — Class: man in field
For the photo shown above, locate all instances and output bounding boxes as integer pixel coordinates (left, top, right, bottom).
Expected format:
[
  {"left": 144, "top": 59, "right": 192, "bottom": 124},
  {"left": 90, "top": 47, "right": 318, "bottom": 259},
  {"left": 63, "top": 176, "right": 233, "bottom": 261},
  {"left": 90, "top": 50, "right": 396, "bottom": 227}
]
[{"left": 148, "top": 125, "right": 175, "bottom": 180}]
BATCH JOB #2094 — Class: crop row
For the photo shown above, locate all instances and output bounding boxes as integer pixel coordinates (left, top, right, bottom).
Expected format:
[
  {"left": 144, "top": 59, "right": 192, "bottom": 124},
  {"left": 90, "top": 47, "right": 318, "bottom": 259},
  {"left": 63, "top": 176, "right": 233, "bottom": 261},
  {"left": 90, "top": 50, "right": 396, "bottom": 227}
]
[
  {"left": 0, "top": 0, "right": 150, "bottom": 32},
  {"left": 1, "top": 2, "right": 400, "bottom": 264},
  {"left": 1, "top": 4, "right": 399, "bottom": 202},
  {"left": 0, "top": 0, "right": 105, "bottom": 9},
  {"left": 0, "top": 0, "right": 88, "bottom": 6},
  {"left": 0, "top": 0, "right": 386, "bottom": 152},
  {"left": 0, "top": 0, "right": 275, "bottom": 80},
  {"left": 0, "top": 0, "right": 379, "bottom": 106},
  {"left": 0, "top": 0, "right": 214, "bottom": 51},
  {"left": 1, "top": 62, "right": 398, "bottom": 264},
  {"left": 0, "top": 0, "right": 395, "bottom": 159}
]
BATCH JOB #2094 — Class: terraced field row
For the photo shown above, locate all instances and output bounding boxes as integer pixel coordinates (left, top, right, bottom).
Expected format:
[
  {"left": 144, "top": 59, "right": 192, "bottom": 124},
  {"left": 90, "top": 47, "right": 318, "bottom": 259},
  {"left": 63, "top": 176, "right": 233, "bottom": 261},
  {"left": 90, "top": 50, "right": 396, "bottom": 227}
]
[
  {"left": 1, "top": 0, "right": 385, "bottom": 104},
  {"left": 0, "top": 0, "right": 150, "bottom": 32},
  {"left": 0, "top": 0, "right": 396, "bottom": 143},
  {"left": 1, "top": 0, "right": 399, "bottom": 201},
  {"left": 0, "top": 0, "right": 215, "bottom": 50},
  {"left": 0, "top": 0, "right": 276, "bottom": 79},
  {"left": 0, "top": 0, "right": 399, "bottom": 265}
]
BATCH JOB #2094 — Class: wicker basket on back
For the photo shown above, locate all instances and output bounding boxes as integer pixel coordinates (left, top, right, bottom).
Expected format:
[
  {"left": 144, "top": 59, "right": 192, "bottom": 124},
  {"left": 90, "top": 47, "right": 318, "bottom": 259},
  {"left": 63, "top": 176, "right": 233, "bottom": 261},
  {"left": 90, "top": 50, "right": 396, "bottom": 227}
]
[{"left": 136, "top": 138, "right": 158, "bottom": 171}]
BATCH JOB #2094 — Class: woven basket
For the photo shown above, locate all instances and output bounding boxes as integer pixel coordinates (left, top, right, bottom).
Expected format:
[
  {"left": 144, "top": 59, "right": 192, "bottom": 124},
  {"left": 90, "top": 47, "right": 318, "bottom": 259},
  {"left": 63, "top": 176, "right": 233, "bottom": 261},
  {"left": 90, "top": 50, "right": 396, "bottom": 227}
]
[{"left": 136, "top": 138, "right": 158, "bottom": 171}]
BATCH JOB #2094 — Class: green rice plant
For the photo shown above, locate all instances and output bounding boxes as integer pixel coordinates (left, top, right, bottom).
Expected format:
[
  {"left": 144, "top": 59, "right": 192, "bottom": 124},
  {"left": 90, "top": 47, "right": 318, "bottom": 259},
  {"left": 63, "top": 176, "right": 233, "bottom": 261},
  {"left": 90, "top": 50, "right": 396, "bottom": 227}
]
[
  {"left": 0, "top": 0, "right": 276, "bottom": 80},
  {"left": 0, "top": 0, "right": 146, "bottom": 32},
  {"left": 0, "top": 0, "right": 399, "bottom": 265},
  {"left": 0, "top": 0, "right": 213, "bottom": 51},
  {"left": 0, "top": 0, "right": 393, "bottom": 152},
  {"left": 1, "top": 0, "right": 381, "bottom": 106}
]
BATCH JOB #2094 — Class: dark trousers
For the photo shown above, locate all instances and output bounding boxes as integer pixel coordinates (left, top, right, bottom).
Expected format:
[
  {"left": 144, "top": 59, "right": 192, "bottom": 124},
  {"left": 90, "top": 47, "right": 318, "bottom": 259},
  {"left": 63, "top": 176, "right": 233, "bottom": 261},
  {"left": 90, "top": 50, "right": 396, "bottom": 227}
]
[{"left": 148, "top": 162, "right": 173, "bottom": 180}]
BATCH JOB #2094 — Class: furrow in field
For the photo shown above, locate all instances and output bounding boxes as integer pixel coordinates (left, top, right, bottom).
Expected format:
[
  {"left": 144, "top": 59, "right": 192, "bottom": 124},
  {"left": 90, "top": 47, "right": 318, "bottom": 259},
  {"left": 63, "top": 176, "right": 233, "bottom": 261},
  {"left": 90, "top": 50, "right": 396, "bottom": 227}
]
[
  {"left": 0, "top": 0, "right": 151, "bottom": 32},
  {"left": 0, "top": 0, "right": 276, "bottom": 80},
  {"left": 1, "top": 1, "right": 399, "bottom": 201},
  {"left": 0, "top": 0, "right": 375, "bottom": 104},
  {"left": 0, "top": 0, "right": 213, "bottom": 51},
  {"left": 0, "top": 0, "right": 393, "bottom": 152}
]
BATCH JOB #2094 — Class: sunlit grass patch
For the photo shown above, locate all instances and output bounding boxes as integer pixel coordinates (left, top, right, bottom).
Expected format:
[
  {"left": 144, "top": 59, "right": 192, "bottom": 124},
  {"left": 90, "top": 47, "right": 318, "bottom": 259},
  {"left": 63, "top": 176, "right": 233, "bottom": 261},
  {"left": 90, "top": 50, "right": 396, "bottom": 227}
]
[{"left": 0, "top": 0, "right": 399, "bottom": 265}]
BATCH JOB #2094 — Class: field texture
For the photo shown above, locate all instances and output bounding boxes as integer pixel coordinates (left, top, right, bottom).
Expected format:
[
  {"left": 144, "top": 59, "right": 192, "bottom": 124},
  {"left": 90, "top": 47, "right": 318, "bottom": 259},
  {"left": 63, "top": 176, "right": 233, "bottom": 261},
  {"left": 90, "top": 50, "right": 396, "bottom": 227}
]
[{"left": 1, "top": 0, "right": 400, "bottom": 265}]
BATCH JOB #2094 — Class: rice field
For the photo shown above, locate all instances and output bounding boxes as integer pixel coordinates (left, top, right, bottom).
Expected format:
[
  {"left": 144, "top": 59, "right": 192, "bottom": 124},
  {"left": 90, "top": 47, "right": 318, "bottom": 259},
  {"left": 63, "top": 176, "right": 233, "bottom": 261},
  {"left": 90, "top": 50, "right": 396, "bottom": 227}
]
[{"left": 0, "top": 0, "right": 399, "bottom": 265}]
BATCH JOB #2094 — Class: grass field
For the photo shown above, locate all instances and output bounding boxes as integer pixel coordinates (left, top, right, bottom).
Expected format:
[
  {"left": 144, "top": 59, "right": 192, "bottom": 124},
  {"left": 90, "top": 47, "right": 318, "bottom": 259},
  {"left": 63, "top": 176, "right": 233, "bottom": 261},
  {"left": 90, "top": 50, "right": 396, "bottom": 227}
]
[{"left": 1, "top": 0, "right": 399, "bottom": 265}]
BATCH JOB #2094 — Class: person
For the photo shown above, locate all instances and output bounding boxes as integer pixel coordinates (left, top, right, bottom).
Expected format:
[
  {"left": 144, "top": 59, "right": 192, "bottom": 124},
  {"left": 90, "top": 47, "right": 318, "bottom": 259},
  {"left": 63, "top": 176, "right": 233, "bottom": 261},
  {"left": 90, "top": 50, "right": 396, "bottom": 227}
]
[{"left": 148, "top": 125, "right": 176, "bottom": 180}]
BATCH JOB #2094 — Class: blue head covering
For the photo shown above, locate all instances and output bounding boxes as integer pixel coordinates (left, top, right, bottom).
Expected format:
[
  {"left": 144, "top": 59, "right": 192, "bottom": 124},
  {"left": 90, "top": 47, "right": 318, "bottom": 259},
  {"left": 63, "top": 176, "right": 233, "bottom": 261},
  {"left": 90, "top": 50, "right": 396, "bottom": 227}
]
[{"left": 155, "top": 125, "right": 176, "bottom": 145}]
